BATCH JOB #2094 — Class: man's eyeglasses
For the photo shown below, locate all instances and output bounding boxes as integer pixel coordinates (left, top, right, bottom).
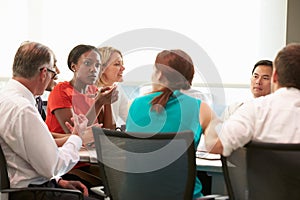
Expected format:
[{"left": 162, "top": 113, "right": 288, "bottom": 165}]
[{"left": 40, "top": 67, "right": 57, "bottom": 79}]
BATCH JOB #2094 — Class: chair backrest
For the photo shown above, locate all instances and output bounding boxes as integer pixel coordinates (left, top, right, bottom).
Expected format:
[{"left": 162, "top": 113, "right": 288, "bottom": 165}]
[
  {"left": 221, "top": 146, "right": 247, "bottom": 200},
  {"left": 221, "top": 141, "right": 300, "bottom": 200},
  {"left": 0, "top": 144, "right": 10, "bottom": 190},
  {"left": 92, "top": 127, "right": 196, "bottom": 200}
]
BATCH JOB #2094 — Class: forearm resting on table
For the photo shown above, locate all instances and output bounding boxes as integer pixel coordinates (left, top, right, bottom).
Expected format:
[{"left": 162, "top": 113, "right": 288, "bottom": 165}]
[
  {"left": 52, "top": 132, "right": 71, "bottom": 138},
  {"left": 85, "top": 100, "right": 103, "bottom": 126},
  {"left": 81, "top": 127, "right": 95, "bottom": 146},
  {"left": 98, "top": 104, "right": 116, "bottom": 130},
  {"left": 204, "top": 118, "right": 224, "bottom": 154},
  {"left": 55, "top": 137, "right": 69, "bottom": 147},
  {"left": 51, "top": 132, "right": 71, "bottom": 147}
]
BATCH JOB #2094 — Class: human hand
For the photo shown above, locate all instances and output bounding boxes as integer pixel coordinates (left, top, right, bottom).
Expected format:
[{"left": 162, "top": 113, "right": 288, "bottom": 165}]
[
  {"left": 81, "top": 123, "right": 103, "bottom": 148},
  {"left": 96, "top": 85, "right": 119, "bottom": 105},
  {"left": 66, "top": 112, "right": 103, "bottom": 146},
  {"left": 58, "top": 179, "right": 89, "bottom": 196},
  {"left": 204, "top": 117, "right": 223, "bottom": 153},
  {"left": 65, "top": 112, "right": 88, "bottom": 137}
]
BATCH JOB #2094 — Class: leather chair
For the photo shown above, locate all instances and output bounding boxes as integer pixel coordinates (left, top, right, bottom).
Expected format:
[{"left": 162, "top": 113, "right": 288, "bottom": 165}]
[
  {"left": 221, "top": 141, "right": 300, "bottom": 200},
  {"left": 92, "top": 127, "right": 196, "bottom": 200}
]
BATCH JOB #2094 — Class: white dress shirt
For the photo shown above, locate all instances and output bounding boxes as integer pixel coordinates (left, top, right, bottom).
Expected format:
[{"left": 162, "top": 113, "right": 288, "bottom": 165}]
[
  {"left": 0, "top": 79, "right": 82, "bottom": 187},
  {"left": 220, "top": 101, "right": 244, "bottom": 121},
  {"left": 219, "top": 87, "right": 300, "bottom": 156},
  {"left": 112, "top": 86, "right": 128, "bottom": 127}
]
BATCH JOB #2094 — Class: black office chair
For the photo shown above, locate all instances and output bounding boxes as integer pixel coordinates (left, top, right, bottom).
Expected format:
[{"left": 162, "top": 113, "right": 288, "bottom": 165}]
[
  {"left": 92, "top": 127, "right": 196, "bottom": 200},
  {"left": 221, "top": 141, "right": 300, "bottom": 200},
  {"left": 0, "top": 145, "right": 83, "bottom": 200}
]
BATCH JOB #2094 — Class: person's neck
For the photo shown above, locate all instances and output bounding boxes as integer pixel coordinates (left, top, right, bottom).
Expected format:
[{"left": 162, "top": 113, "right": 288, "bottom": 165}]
[
  {"left": 69, "top": 78, "right": 88, "bottom": 94},
  {"left": 271, "top": 83, "right": 282, "bottom": 93},
  {"left": 13, "top": 76, "right": 39, "bottom": 96},
  {"left": 100, "top": 78, "right": 114, "bottom": 87},
  {"left": 152, "top": 84, "right": 163, "bottom": 91}
]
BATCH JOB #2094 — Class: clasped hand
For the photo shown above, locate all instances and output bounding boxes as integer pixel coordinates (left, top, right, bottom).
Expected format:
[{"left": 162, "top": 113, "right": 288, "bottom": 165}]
[
  {"left": 65, "top": 113, "right": 101, "bottom": 147},
  {"left": 58, "top": 179, "right": 89, "bottom": 196}
]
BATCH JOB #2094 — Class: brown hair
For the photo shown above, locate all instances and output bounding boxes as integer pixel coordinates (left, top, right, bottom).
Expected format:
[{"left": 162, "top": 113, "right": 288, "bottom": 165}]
[
  {"left": 274, "top": 43, "right": 300, "bottom": 90},
  {"left": 13, "top": 41, "right": 53, "bottom": 78},
  {"left": 151, "top": 49, "right": 194, "bottom": 112}
]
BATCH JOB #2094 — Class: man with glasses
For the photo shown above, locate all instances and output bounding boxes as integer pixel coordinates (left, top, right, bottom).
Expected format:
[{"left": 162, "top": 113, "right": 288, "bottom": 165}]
[
  {"left": 45, "top": 59, "right": 60, "bottom": 91},
  {"left": 36, "top": 58, "right": 59, "bottom": 120},
  {"left": 43, "top": 66, "right": 57, "bottom": 79},
  {"left": 0, "top": 41, "right": 98, "bottom": 200}
]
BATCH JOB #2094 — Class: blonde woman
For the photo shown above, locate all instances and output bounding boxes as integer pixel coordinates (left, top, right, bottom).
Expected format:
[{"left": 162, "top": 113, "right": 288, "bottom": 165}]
[{"left": 97, "top": 46, "right": 128, "bottom": 129}]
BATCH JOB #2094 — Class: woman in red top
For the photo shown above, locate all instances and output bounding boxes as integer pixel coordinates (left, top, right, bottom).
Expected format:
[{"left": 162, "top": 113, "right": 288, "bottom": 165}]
[
  {"left": 46, "top": 44, "right": 117, "bottom": 135},
  {"left": 45, "top": 44, "right": 118, "bottom": 190}
]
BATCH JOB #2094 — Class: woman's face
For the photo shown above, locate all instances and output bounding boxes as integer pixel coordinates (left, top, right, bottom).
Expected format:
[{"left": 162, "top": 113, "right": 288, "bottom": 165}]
[
  {"left": 73, "top": 50, "right": 101, "bottom": 85},
  {"left": 101, "top": 52, "right": 125, "bottom": 85}
]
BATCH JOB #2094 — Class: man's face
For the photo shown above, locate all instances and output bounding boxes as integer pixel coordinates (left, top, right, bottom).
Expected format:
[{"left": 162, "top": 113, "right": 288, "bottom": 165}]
[
  {"left": 46, "top": 59, "right": 60, "bottom": 91},
  {"left": 36, "top": 54, "right": 56, "bottom": 96},
  {"left": 250, "top": 65, "right": 273, "bottom": 98}
]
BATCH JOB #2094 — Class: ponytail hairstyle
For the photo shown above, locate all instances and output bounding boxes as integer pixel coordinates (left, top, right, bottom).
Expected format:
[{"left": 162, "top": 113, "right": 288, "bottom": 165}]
[{"left": 151, "top": 49, "right": 194, "bottom": 112}]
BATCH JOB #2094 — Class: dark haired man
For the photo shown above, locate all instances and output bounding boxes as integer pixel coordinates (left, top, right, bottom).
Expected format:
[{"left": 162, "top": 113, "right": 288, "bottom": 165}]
[
  {"left": 221, "top": 59, "right": 273, "bottom": 120},
  {"left": 206, "top": 43, "right": 300, "bottom": 156}
]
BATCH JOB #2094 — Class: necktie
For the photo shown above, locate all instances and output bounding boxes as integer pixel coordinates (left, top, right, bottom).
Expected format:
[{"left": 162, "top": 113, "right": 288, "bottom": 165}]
[{"left": 36, "top": 96, "right": 46, "bottom": 120}]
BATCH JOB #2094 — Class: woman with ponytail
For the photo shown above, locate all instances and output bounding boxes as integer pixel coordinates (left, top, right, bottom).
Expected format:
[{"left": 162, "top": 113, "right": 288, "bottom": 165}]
[{"left": 126, "top": 49, "right": 217, "bottom": 199}]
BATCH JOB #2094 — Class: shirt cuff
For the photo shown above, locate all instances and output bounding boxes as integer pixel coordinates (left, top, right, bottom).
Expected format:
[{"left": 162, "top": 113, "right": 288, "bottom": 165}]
[
  {"left": 218, "top": 126, "right": 232, "bottom": 157},
  {"left": 52, "top": 176, "right": 62, "bottom": 183},
  {"left": 65, "top": 135, "right": 82, "bottom": 150}
]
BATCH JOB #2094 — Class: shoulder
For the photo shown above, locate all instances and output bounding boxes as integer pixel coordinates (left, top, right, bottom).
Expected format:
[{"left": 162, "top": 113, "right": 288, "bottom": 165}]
[
  {"left": 130, "top": 92, "right": 158, "bottom": 107},
  {"left": 0, "top": 81, "right": 35, "bottom": 109},
  {"left": 51, "top": 81, "right": 73, "bottom": 95},
  {"left": 87, "top": 85, "right": 98, "bottom": 94},
  {"left": 117, "top": 86, "right": 128, "bottom": 100},
  {"left": 180, "top": 88, "right": 211, "bottom": 102},
  {"left": 0, "top": 93, "right": 37, "bottom": 123},
  {"left": 132, "top": 93, "right": 153, "bottom": 103},
  {"left": 48, "top": 82, "right": 74, "bottom": 105},
  {"left": 228, "top": 101, "right": 244, "bottom": 111},
  {"left": 176, "top": 91, "right": 201, "bottom": 104},
  {"left": 53, "top": 81, "right": 72, "bottom": 91}
]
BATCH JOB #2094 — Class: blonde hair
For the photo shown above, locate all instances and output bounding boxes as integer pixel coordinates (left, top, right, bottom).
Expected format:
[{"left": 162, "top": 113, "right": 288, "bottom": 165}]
[{"left": 96, "top": 46, "right": 123, "bottom": 86}]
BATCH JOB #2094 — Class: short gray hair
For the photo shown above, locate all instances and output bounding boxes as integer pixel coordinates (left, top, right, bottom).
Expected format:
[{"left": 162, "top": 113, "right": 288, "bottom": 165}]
[{"left": 12, "top": 41, "right": 53, "bottom": 78}]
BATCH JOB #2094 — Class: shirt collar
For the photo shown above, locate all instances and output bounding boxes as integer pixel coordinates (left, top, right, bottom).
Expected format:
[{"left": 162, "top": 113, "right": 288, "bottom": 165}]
[
  {"left": 274, "top": 87, "right": 300, "bottom": 95},
  {"left": 7, "top": 79, "right": 36, "bottom": 107}
]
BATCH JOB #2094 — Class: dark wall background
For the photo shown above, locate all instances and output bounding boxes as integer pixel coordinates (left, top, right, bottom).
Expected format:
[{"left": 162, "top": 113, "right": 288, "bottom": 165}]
[{"left": 286, "top": 0, "right": 300, "bottom": 43}]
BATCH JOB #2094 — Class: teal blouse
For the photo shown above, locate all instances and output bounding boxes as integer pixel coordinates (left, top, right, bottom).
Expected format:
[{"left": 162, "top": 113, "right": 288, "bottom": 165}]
[{"left": 126, "top": 90, "right": 203, "bottom": 198}]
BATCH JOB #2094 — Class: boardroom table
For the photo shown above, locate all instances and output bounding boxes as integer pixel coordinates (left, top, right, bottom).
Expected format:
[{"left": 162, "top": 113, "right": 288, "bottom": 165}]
[
  {"left": 195, "top": 151, "right": 227, "bottom": 195},
  {"left": 79, "top": 148, "right": 227, "bottom": 195}
]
